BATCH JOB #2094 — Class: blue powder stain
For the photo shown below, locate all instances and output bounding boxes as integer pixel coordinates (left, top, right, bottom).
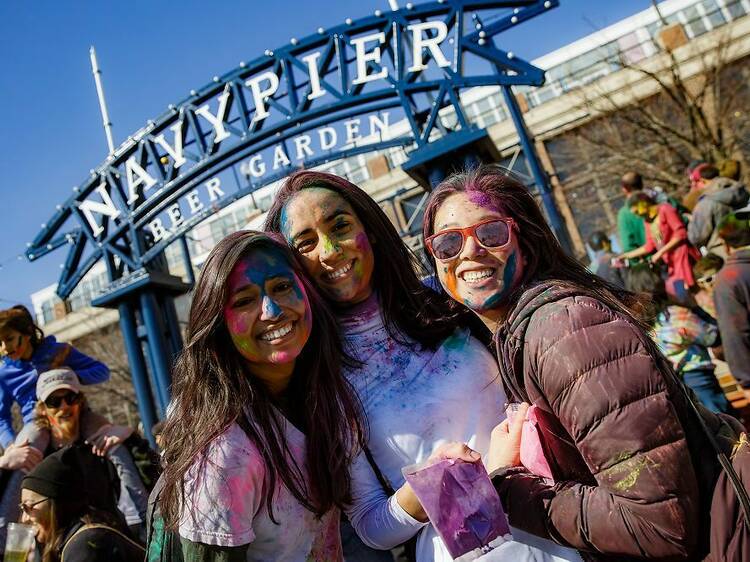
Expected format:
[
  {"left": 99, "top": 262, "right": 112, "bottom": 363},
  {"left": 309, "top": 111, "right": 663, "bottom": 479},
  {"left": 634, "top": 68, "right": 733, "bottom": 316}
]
[
  {"left": 261, "top": 295, "right": 283, "bottom": 318},
  {"left": 443, "top": 331, "right": 465, "bottom": 351},
  {"left": 480, "top": 252, "right": 517, "bottom": 310}
]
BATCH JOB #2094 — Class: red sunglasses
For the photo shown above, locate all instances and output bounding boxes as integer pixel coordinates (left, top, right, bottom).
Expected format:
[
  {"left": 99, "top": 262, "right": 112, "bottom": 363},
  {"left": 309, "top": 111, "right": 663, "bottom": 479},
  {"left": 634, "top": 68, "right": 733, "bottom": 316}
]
[{"left": 425, "top": 218, "right": 516, "bottom": 261}]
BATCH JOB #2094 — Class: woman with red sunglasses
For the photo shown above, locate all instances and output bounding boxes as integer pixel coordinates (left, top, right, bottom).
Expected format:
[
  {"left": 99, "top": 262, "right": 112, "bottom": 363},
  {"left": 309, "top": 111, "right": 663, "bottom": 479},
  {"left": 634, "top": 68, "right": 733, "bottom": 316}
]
[{"left": 422, "top": 165, "right": 747, "bottom": 561}]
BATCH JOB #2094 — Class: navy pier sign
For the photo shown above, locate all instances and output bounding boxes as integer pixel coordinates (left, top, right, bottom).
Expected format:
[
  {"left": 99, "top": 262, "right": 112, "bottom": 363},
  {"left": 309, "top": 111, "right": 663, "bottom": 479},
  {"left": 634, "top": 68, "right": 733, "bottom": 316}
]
[{"left": 28, "top": 0, "right": 560, "bottom": 437}]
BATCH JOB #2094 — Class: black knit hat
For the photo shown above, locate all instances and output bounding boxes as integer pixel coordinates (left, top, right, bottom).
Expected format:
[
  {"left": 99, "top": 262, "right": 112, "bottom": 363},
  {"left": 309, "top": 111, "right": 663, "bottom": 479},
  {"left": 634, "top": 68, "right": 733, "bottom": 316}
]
[
  {"left": 21, "top": 445, "right": 120, "bottom": 512},
  {"left": 21, "top": 447, "right": 83, "bottom": 501}
]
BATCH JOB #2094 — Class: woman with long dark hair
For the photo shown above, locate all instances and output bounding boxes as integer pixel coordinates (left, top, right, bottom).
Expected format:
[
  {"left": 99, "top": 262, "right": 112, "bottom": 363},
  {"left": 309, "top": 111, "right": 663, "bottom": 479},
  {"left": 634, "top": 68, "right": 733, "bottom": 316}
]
[
  {"left": 265, "top": 171, "right": 579, "bottom": 561},
  {"left": 152, "top": 231, "right": 364, "bottom": 560},
  {"left": 422, "top": 164, "right": 746, "bottom": 560}
]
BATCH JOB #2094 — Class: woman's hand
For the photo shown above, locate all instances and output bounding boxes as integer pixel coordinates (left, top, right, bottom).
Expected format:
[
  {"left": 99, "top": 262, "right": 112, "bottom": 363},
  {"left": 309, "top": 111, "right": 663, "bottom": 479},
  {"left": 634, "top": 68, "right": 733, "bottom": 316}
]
[
  {"left": 650, "top": 250, "right": 665, "bottom": 264},
  {"left": 86, "top": 424, "right": 134, "bottom": 456},
  {"left": 395, "top": 442, "right": 482, "bottom": 522},
  {"left": 0, "top": 439, "right": 43, "bottom": 472},
  {"left": 486, "top": 402, "right": 528, "bottom": 474}
]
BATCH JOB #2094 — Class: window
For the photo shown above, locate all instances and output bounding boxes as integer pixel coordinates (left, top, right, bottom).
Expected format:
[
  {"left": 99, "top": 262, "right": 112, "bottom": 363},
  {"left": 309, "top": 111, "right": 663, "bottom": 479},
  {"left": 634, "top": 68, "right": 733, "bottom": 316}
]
[{"left": 399, "top": 191, "right": 428, "bottom": 235}]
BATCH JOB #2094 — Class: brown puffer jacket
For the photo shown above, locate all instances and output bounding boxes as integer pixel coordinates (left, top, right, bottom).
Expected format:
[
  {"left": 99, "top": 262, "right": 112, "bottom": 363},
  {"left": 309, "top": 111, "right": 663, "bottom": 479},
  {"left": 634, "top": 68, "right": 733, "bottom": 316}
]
[{"left": 493, "top": 281, "right": 744, "bottom": 561}]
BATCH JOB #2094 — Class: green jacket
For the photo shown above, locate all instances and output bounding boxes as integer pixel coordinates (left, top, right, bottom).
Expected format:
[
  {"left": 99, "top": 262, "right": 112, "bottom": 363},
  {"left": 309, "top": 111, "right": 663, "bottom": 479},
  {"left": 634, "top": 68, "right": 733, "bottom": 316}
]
[{"left": 617, "top": 205, "right": 646, "bottom": 252}]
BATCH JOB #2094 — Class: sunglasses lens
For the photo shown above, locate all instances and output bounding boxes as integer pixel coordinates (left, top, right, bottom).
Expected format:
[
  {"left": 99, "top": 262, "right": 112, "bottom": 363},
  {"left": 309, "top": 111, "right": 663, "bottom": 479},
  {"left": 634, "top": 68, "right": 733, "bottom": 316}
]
[
  {"left": 431, "top": 231, "right": 464, "bottom": 260},
  {"left": 46, "top": 391, "right": 79, "bottom": 409},
  {"left": 475, "top": 220, "right": 511, "bottom": 248}
]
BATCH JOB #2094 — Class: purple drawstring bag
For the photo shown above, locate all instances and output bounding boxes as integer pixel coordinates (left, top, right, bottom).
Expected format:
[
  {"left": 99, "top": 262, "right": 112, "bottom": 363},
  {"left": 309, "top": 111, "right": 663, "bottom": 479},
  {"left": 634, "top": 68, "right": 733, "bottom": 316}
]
[{"left": 403, "top": 457, "right": 511, "bottom": 560}]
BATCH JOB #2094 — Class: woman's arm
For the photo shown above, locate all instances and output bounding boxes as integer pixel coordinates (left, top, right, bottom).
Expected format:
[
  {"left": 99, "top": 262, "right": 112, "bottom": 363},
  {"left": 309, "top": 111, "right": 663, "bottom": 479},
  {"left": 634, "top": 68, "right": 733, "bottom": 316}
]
[
  {"left": 618, "top": 244, "right": 651, "bottom": 261},
  {"left": 492, "top": 297, "right": 702, "bottom": 559},
  {"left": 61, "top": 344, "right": 110, "bottom": 384},
  {"left": 345, "top": 451, "right": 427, "bottom": 549},
  {"left": 346, "top": 442, "right": 481, "bottom": 549}
]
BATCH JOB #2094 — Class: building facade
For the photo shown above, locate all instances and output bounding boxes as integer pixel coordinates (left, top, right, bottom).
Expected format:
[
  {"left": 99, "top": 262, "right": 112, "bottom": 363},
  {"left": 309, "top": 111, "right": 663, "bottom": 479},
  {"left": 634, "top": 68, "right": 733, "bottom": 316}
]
[{"left": 32, "top": 0, "right": 750, "bottom": 338}]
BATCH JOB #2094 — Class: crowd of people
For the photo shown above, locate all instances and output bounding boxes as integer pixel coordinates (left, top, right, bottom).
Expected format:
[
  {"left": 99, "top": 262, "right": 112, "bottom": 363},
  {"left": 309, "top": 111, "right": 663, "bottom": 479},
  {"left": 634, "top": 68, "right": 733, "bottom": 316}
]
[
  {"left": 588, "top": 163, "right": 750, "bottom": 419},
  {"left": 2, "top": 163, "right": 750, "bottom": 562}
]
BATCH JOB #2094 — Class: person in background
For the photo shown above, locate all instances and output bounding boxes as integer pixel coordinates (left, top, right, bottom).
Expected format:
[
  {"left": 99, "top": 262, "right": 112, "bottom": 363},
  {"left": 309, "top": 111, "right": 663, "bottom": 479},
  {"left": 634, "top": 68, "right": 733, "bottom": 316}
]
[
  {"left": 617, "top": 171, "right": 646, "bottom": 253},
  {"left": 683, "top": 162, "right": 711, "bottom": 211},
  {"left": 687, "top": 163, "right": 748, "bottom": 257},
  {"left": 713, "top": 210, "right": 750, "bottom": 397},
  {"left": 20, "top": 445, "right": 144, "bottom": 562},
  {"left": 719, "top": 158, "right": 741, "bottom": 181},
  {"left": 32, "top": 368, "right": 158, "bottom": 541},
  {"left": 627, "top": 263, "right": 735, "bottom": 415},
  {"left": 619, "top": 191, "right": 701, "bottom": 303},
  {"left": 0, "top": 305, "right": 110, "bottom": 451},
  {"left": 693, "top": 253, "right": 725, "bottom": 318},
  {"left": 587, "top": 231, "right": 625, "bottom": 288}
]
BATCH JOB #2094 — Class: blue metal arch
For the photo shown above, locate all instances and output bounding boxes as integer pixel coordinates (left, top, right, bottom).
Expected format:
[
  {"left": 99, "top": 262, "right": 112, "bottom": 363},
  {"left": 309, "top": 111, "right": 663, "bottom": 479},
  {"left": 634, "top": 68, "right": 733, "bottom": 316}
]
[{"left": 28, "top": 0, "right": 558, "bottom": 298}]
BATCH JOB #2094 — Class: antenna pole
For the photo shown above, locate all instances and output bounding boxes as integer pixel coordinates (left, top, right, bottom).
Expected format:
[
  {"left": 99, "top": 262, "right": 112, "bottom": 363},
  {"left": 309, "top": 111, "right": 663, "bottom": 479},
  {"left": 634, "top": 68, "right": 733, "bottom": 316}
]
[{"left": 89, "top": 46, "right": 115, "bottom": 155}]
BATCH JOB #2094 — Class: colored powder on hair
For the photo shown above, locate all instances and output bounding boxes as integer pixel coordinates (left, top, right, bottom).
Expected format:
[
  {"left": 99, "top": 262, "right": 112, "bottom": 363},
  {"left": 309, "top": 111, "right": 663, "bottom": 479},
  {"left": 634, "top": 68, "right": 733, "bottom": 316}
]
[{"left": 467, "top": 188, "right": 494, "bottom": 209}]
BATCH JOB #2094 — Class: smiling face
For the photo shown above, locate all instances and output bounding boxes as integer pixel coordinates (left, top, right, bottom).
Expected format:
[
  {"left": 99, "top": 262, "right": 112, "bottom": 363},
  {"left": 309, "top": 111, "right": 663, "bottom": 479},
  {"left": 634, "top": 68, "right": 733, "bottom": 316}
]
[
  {"left": 0, "top": 328, "right": 33, "bottom": 361},
  {"left": 223, "top": 247, "right": 312, "bottom": 380},
  {"left": 20, "top": 488, "right": 52, "bottom": 543},
  {"left": 280, "top": 188, "right": 375, "bottom": 305},
  {"left": 432, "top": 192, "right": 524, "bottom": 325},
  {"left": 42, "top": 390, "right": 82, "bottom": 444}
]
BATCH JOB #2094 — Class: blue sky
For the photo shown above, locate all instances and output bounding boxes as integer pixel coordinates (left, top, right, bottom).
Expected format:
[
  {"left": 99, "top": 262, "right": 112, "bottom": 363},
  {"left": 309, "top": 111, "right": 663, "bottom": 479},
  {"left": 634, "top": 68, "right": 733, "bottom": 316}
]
[{"left": 0, "top": 0, "right": 653, "bottom": 308}]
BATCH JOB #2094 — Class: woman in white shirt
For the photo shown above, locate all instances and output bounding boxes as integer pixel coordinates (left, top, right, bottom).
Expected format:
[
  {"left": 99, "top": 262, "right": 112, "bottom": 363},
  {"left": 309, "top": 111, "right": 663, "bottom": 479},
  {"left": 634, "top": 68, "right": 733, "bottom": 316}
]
[
  {"left": 265, "top": 171, "right": 580, "bottom": 562},
  {"left": 151, "top": 230, "right": 365, "bottom": 561}
]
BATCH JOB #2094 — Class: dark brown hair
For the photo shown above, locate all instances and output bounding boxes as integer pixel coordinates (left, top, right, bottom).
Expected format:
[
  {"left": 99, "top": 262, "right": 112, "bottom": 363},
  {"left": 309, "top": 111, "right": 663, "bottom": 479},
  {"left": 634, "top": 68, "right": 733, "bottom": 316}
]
[
  {"left": 718, "top": 212, "right": 750, "bottom": 248},
  {"left": 621, "top": 171, "right": 643, "bottom": 193},
  {"left": 423, "top": 165, "right": 643, "bottom": 327},
  {"left": 265, "top": 170, "right": 470, "bottom": 348},
  {"left": 0, "top": 305, "right": 44, "bottom": 349},
  {"left": 40, "top": 502, "right": 125, "bottom": 562},
  {"left": 158, "top": 231, "right": 364, "bottom": 528}
]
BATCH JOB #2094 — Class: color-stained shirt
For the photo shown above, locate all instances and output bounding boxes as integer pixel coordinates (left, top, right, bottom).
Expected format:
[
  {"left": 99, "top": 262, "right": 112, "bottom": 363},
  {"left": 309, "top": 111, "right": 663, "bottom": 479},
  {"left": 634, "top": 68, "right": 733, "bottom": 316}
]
[
  {"left": 342, "top": 295, "right": 581, "bottom": 562},
  {"left": 617, "top": 206, "right": 646, "bottom": 253},
  {"left": 0, "top": 335, "right": 109, "bottom": 448},
  {"left": 178, "top": 420, "right": 342, "bottom": 562},
  {"left": 653, "top": 305, "right": 718, "bottom": 373}
]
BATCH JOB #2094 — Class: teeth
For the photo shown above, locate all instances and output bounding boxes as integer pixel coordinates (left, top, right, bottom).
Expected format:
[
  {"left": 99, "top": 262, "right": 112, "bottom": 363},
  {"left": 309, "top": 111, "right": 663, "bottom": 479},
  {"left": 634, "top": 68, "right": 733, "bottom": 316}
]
[
  {"left": 462, "top": 268, "right": 494, "bottom": 282},
  {"left": 326, "top": 261, "right": 353, "bottom": 280},
  {"left": 260, "top": 323, "right": 294, "bottom": 341}
]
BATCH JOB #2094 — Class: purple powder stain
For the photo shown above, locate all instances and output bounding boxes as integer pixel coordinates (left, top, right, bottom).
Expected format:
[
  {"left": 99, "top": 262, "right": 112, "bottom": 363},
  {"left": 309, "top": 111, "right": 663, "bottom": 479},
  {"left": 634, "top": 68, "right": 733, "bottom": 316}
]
[
  {"left": 404, "top": 458, "right": 510, "bottom": 558},
  {"left": 467, "top": 189, "right": 495, "bottom": 209}
]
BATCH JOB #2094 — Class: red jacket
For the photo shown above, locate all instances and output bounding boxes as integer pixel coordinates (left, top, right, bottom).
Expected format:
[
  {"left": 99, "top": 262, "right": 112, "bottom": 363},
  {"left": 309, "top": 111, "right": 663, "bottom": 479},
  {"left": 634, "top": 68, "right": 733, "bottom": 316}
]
[{"left": 493, "top": 281, "right": 743, "bottom": 561}]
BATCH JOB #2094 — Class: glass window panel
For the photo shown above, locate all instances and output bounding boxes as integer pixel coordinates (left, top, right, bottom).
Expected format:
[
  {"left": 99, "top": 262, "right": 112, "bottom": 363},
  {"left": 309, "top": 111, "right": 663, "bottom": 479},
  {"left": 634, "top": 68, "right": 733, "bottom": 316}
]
[{"left": 726, "top": 0, "right": 746, "bottom": 19}]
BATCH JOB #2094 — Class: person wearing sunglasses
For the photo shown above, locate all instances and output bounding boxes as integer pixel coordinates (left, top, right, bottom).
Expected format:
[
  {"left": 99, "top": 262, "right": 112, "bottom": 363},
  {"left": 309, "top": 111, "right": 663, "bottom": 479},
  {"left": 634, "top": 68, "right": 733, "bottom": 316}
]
[
  {"left": 422, "top": 164, "right": 746, "bottom": 560},
  {"left": 0, "top": 368, "right": 158, "bottom": 547},
  {"left": 265, "top": 170, "right": 579, "bottom": 561},
  {"left": 20, "top": 444, "right": 144, "bottom": 562}
]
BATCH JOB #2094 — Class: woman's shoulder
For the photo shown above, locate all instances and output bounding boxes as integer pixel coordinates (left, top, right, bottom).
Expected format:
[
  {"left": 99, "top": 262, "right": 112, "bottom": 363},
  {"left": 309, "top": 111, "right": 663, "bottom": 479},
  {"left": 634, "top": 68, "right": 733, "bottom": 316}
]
[
  {"left": 62, "top": 523, "right": 144, "bottom": 561},
  {"left": 200, "top": 422, "right": 263, "bottom": 469},
  {"left": 523, "top": 291, "right": 633, "bottom": 350},
  {"left": 438, "top": 327, "right": 495, "bottom": 363}
]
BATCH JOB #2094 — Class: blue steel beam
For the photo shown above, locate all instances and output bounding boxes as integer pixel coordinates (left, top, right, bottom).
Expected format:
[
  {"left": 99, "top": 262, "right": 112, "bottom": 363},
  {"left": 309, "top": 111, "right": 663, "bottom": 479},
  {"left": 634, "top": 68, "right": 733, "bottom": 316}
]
[{"left": 27, "top": 0, "right": 558, "bottom": 299}]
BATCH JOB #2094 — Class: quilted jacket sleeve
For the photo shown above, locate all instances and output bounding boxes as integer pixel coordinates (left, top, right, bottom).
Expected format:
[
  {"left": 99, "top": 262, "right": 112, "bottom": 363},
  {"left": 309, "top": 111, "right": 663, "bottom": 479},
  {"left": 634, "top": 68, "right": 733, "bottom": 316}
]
[{"left": 494, "top": 296, "right": 701, "bottom": 559}]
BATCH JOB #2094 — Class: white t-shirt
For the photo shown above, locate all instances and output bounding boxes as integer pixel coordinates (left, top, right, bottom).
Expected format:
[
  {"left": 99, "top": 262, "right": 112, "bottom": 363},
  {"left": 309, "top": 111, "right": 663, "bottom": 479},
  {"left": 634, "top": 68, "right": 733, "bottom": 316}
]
[
  {"left": 343, "top": 297, "right": 581, "bottom": 562},
  {"left": 179, "top": 420, "right": 342, "bottom": 561}
]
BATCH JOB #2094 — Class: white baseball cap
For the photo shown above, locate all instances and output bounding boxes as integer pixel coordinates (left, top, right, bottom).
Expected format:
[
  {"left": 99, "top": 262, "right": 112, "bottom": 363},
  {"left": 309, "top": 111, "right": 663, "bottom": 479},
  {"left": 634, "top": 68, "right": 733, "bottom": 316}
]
[{"left": 36, "top": 367, "right": 81, "bottom": 402}]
